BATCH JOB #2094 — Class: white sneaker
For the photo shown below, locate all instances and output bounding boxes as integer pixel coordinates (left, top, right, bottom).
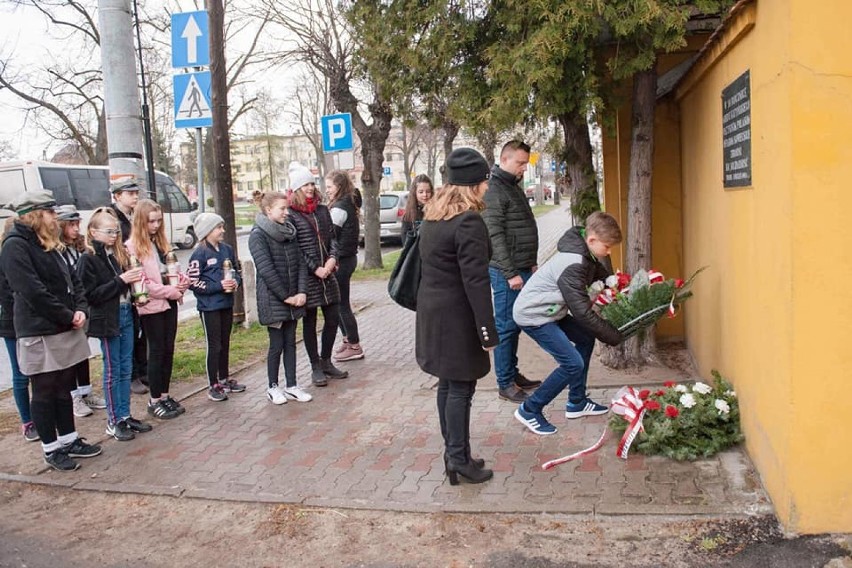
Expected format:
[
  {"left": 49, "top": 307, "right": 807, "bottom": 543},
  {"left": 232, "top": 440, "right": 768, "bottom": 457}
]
[
  {"left": 282, "top": 385, "right": 313, "bottom": 403},
  {"left": 266, "top": 386, "right": 288, "bottom": 405},
  {"left": 72, "top": 395, "right": 93, "bottom": 417},
  {"left": 83, "top": 394, "right": 107, "bottom": 409}
]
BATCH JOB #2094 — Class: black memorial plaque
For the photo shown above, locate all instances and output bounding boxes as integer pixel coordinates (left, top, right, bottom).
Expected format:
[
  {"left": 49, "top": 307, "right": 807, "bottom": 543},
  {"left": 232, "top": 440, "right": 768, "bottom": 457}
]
[{"left": 722, "top": 70, "right": 752, "bottom": 188}]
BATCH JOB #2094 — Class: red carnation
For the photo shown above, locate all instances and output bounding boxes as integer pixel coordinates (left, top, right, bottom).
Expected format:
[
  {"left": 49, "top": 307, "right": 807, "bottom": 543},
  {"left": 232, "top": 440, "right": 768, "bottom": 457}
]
[
  {"left": 665, "top": 405, "right": 679, "bottom": 418},
  {"left": 663, "top": 381, "right": 676, "bottom": 388},
  {"left": 674, "top": 278, "right": 685, "bottom": 288},
  {"left": 638, "top": 389, "right": 651, "bottom": 400},
  {"left": 617, "top": 271, "right": 631, "bottom": 289},
  {"left": 644, "top": 400, "right": 661, "bottom": 411},
  {"left": 655, "top": 390, "right": 666, "bottom": 397}
]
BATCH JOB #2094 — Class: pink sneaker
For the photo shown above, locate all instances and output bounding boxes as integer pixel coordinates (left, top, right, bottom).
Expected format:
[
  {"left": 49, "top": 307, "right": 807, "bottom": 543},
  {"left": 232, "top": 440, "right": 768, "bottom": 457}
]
[
  {"left": 333, "top": 343, "right": 364, "bottom": 362},
  {"left": 334, "top": 339, "right": 350, "bottom": 355}
]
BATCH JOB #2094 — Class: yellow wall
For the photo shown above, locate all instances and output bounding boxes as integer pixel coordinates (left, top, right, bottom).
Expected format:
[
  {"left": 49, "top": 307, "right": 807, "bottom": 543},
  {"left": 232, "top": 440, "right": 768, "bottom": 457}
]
[{"left": 674, "top": 0, "right": 852, "bottom": 533}]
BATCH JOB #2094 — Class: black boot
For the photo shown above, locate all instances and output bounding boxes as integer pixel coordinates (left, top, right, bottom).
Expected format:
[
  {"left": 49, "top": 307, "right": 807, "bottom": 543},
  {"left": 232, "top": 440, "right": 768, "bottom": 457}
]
[
  {"left": 446, "top": 460, "right": 493, "bottom": 485},
  {"left": 463, "top": 390, "right": 485, "bottom": 468},
  {"left": 311, "top": 363, "right": 328, "bottom": 387},
  {"left": 320, "top": 358, "right": 349, "bottom": 379},
  {"left": 445, "top": 454, "right": 485, "bottom": 471}
]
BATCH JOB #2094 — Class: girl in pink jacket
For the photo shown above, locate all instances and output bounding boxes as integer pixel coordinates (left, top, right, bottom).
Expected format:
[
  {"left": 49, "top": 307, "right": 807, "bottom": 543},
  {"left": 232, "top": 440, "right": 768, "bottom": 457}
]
[{"left": 126, "top": 199, "right": 189, "bottom": 420}]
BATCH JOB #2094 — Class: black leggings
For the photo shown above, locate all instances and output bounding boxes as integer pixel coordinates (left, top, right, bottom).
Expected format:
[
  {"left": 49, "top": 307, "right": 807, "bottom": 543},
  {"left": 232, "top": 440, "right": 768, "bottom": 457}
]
[
  {"left": 31, "top": 366, "right": 76, "bottom": 445},
  {"left": 436, "top": 378, "right": 477, "bottom": 465},
  {"left": 303, "top": 303, "right": 340, "bottom": 364},
  {"left": 140, "top": 302, "right": 178, "bottom": 398},
  {"left": 336, "top": 255, "right": 360, "bottom": 343},
  {"left": 267, "top": 320, "right": 298, "bottom": 388},
  {"left": 200, "top": 308, "right": 233, "bottom": 386},
  {"left": 70, "top": 358, "right": 90, "bottom": 389}
]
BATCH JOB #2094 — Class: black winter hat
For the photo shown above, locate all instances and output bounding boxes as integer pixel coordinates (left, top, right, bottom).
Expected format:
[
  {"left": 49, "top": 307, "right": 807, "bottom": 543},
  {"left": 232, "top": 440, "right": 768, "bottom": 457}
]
[{"left": 446, "top": 148, "right": 490, "bottom": 186}]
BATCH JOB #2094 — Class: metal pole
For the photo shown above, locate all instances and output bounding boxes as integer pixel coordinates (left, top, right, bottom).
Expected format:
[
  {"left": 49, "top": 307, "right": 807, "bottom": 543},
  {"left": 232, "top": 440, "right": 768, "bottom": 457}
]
[
  {"left": 132, "top": 0, "right": 157, "bottom": 202},
  {"left": 98, "top": 0, "right": 144, "bottom": 182},
  {"left": 196, "top": 127, "right": 205, "bottom": 211}
]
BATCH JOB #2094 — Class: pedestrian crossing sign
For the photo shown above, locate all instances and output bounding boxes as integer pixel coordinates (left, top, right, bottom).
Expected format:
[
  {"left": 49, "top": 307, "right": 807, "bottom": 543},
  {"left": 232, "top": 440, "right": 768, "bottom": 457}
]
[{"left": 173, "top": 71, "right": 213, "bottom": 129}]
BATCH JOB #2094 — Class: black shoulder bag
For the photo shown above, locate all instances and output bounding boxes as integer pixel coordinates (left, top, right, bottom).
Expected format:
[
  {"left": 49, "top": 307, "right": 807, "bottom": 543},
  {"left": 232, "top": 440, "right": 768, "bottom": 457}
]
[{"left": 387, "top": 231, "right": 421, "bottom": 311}]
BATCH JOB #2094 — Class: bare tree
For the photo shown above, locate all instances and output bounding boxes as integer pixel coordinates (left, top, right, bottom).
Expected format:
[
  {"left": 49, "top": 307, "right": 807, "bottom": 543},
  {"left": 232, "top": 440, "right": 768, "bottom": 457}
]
[
  {"left": 386, "top": 121, "right": 425, "bottom": 189},
  {"left": 284, "top": 67, "right": 331, "bottom": 190},
  {"left": 0, "top": 0, "right": 105, "bottom": 163},
  {"left": 265, "top": 0, "right": 392, "bottom": 269}
]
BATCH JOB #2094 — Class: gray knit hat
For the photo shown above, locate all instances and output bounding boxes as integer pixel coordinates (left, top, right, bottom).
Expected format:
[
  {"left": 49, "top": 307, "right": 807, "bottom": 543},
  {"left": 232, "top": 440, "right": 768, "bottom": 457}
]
[{"left": 193, "top": 212, "right": 225, "bottom": 242}]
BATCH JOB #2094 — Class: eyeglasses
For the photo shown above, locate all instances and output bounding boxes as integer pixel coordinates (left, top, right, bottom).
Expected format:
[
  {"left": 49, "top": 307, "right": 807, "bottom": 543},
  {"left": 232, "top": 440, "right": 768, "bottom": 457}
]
[{"left": 95, "top": 228, "right": 121, "bottom": 236}]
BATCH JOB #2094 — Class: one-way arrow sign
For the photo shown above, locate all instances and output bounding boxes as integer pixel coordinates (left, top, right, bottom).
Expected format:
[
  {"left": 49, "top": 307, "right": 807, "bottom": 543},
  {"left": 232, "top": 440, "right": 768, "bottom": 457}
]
[{"left": 171, "top": 11, "right": 209, "bottom": 68}]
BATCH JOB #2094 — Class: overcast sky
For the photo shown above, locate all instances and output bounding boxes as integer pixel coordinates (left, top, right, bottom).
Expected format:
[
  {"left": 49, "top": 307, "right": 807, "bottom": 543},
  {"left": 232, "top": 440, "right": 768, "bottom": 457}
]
[{"left": 0, "top": 0, "right": 302, "bottom": 162}]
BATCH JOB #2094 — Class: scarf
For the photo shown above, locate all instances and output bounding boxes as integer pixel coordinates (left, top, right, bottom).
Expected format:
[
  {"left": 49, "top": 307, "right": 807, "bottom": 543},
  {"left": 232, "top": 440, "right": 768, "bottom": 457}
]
[
  {"left": 255, "top": 213, "right": 298, "bottom": 242},
  {"left": 290, "top": 195, "right": 318, "bottom": 214}
]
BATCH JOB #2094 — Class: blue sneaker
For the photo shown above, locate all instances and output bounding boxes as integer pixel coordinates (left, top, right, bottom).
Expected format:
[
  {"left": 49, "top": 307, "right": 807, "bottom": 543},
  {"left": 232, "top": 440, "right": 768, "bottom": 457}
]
[
  {"left": 565, "top": 398, "right": 609, "bottom": 419},
  {"left": 514, "top": 403, "right": 557, "bottom": 436}
]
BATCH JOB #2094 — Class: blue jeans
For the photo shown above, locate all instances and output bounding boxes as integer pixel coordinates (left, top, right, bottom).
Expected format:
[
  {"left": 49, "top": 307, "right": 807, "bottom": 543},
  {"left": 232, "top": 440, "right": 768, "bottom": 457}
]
[
  {"left": 100, "top": 304, "right": 135, "bottom": 424},
  {"left": 520, "top": 317, "right": 595, "bottom": 414},
  {"left": 4, "top": 337, "right": 31, "bottom": 424},
  {"left": 489, "top": 266, "right": 532, "bottom": 389}
]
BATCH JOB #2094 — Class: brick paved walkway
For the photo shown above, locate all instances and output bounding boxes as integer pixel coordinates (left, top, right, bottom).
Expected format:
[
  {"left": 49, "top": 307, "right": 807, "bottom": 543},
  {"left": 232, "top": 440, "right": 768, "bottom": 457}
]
[{"left": 0, "top": 206, "right": 772, "bottom": 517}]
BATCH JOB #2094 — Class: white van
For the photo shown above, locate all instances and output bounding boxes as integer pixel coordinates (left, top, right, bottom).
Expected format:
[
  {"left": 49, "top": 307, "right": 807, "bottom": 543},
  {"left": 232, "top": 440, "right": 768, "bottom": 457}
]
[{"left": 0, "top": 161, "right": 198, "bottom": 249}]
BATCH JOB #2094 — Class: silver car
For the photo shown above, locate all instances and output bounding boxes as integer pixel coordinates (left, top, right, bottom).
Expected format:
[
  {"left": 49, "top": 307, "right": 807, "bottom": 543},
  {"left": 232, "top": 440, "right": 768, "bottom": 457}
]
[{"left": 360, "top": 191, "right": 409, "bottom": 244}]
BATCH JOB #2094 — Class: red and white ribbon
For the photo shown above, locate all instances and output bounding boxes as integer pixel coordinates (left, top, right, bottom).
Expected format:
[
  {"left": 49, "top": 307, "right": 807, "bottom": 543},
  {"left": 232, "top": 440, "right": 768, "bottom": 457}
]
[
  {"left": 541, "top": 386, "right": 650, "bottom": 470},
  {"left": 610, "top": 387, "right": 647, "bottom": 459},
  {"left": 541, "top": 428, "right": 608, "bottom": 470}
]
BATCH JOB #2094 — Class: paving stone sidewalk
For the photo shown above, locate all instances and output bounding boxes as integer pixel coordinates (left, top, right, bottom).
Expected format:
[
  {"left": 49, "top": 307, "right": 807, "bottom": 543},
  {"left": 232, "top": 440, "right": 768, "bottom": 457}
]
[{"left": 0, "top": 205, "right": 772, "bottom": 518}]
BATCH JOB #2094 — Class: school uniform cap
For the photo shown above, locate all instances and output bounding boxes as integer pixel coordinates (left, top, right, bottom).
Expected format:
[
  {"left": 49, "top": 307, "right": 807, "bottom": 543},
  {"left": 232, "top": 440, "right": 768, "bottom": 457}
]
[
  {"left": 9, "top": 190, "right": 58, "bottom": 216},
  {"left": 56, "top": 204, "right": 82, "bottom": 222},
  {"left": 446, "top": 148, "right": 490, "bottom": 186},
  {"left": 110, "top": 180, "right": 141, "bottom": 194},
  {"left": 193, "top": 212, "right": 225, "bottom": 242}
]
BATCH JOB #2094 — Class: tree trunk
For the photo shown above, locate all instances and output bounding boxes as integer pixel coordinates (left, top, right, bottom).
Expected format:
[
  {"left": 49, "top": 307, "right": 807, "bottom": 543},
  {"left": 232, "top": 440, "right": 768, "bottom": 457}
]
[
  {"left": 208, "top": 0, "right": 244, "bottom": 322},
  {"left": 441, "top": 120, "right": 459, "bottom": 185},
  {"left": 401, "top": 123, "right": 412, "bottom": 189},
  {"left": 600, "top": 66, "right": 658, "bottom": 369},
  {"left": 558, "top": 112, "right": 598, "bottom": 224}
]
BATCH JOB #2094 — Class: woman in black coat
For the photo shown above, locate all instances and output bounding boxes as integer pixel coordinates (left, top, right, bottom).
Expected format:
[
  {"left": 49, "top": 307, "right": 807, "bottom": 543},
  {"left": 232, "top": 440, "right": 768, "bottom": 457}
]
[
  {"left": 0, "top": 190, "right": 101, "bottom": 472},
  {"left": 415, "top": 149, "right": 498, "bottom": 485},
  {"left": 286, "top": 162, "right": 348, "bottom": 386},
  {"left": 249, "top": 192, "right": 311, "bottom": 405}
]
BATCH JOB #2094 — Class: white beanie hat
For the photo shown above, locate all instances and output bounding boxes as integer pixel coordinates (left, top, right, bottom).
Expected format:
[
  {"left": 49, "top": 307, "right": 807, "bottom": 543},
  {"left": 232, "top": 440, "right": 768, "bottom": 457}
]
[
  {"left": 193, "top": 212, "right": 225, "bottom": 242},
  {"left": 288, "top": 162, "right": 315, "bottom": 191}
]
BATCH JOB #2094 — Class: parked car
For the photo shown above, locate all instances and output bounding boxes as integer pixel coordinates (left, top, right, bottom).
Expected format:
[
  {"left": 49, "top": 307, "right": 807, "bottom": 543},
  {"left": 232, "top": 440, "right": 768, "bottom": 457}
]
[
  {"left": 359, "top": 191, "right": 409, "bottom": 245},
  {"left": 524, "top": 184, "right": 553, "bottom": 201},
  {"left": 0, "top": 160, "right": 198, "bottom": 249}
]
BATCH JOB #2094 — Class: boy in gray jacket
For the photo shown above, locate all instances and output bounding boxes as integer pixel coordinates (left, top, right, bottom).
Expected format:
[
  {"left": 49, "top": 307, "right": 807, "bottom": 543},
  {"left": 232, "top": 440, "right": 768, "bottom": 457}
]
[{"left": 511, "top": 212, "right": 625, "bottom": 435}]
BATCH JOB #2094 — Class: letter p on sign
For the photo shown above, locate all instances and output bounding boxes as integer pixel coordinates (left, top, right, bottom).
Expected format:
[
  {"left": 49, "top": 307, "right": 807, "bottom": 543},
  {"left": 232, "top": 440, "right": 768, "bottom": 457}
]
[{"left": 321, "top": 113, "right": 354, "bottom": 153}]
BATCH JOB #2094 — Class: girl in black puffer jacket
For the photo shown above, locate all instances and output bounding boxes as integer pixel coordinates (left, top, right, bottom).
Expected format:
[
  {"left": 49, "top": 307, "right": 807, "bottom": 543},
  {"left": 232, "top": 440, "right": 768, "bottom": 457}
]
[
  {"left": 287, "top": 163, "right": 348, "bottom": 386},
  {"left": 249, "top": 192, "right": 311, "bottom": 404},
  {"left": 326, "top": 170, "right": 364, "bottom": 363}
]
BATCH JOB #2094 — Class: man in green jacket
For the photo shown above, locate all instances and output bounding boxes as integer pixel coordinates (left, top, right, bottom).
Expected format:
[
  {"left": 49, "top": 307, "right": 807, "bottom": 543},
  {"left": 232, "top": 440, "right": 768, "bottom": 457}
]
[{"left": 482, "top": 140, "right": 542, "bottom": 403}]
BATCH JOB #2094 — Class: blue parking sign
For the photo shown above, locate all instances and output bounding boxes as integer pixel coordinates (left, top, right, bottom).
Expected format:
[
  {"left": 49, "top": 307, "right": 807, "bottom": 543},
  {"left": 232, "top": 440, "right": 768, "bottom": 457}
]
[
  {"left": 321, "top": 113, "right": 353, "bottom": 153},
  {"left": 383, "top": 166, "right": 391, "bottom": 176}
]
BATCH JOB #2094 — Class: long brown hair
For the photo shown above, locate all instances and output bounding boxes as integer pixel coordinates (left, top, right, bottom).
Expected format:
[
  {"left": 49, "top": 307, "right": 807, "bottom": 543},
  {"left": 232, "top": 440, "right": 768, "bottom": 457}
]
[
  {"left": 288, "top": 185, "right": 323, "bottom": 209},
  {"left": 18, "top": 210, "right": 62, "bottom": 251},
  {"left": 86, "top": 207, "right": 130, "bottom": 269},
  {"left": 403, "top": 174, "right": 434, "bottom": 222},
  {"left": 423, "top": 184, "right": 485, "bottom": 221},
  {"left": 325, "top": 170, "right": 355, "bottom": 205},
  {"left": 59, "top": 219, "right": 86, "bottom": 253},
  {"left": 130, "top": 199, "right": 170, "bottom": 259}
]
